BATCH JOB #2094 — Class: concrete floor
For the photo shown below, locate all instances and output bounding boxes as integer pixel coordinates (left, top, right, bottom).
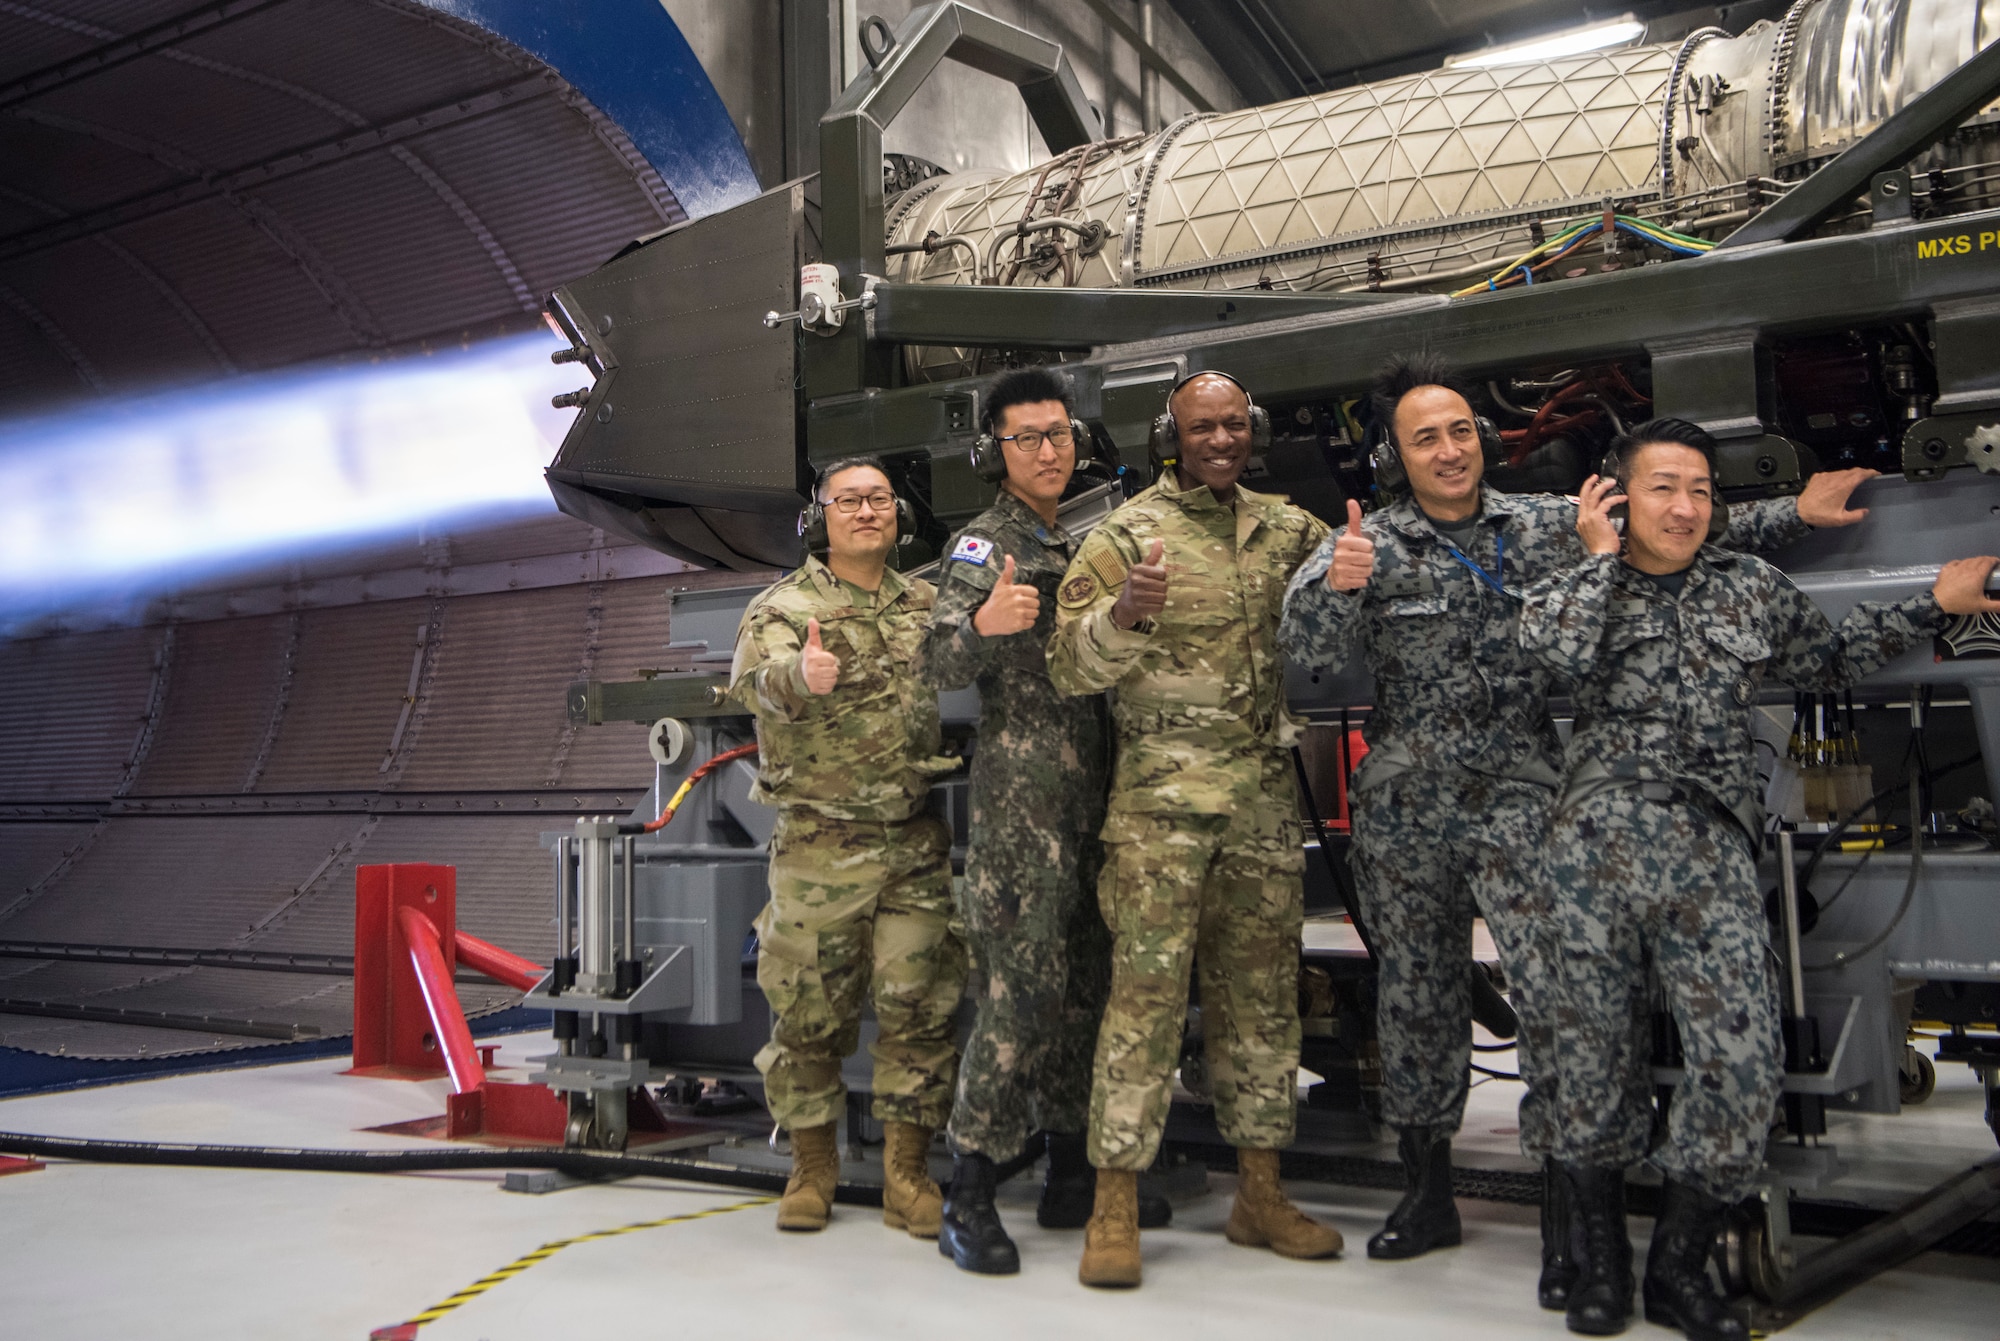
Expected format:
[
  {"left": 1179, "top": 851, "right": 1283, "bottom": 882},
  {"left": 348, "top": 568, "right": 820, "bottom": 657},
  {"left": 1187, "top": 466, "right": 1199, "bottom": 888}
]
[{"left": 0, "top": 1032, "right": 1994, "bottom": 1341}]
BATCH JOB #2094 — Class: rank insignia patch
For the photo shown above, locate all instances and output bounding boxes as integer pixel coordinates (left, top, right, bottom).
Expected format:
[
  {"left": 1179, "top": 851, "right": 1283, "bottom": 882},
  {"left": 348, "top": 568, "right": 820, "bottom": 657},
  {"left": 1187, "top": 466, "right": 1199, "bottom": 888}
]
[
  {"left": 950, "top": 535, "right": 995, "bottom": 565},
  {"left": 1058, "top": 573, "right": 1098, "bottom": 608}
]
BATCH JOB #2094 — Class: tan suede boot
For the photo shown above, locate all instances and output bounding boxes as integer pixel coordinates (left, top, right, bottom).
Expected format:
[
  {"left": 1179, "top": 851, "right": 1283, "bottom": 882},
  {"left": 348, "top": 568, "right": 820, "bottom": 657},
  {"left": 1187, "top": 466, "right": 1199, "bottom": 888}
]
[
  {"left": 880, "top": 1121, "right": 944, "bottom": 1238},
  {"left": 1225, "top": 1147, "right": 1344, "bottom": 1259},
  {"left": 775, "top": 1122, "right": 839, "bottom": 1232},
  {"left": 1078, "top": 1168, "right": 1143, "bottom": 1288}
]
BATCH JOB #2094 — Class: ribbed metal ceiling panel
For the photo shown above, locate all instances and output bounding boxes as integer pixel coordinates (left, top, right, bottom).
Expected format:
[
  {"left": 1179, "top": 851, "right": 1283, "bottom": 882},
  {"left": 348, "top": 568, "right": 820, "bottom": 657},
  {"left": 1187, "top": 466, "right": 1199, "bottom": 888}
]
[
  {"left": 0, "top": 624, "right": 164, "bottom": 800},
  {"left": 551, "top": 576, "right": 678, "bottom": 789},
  {"left": 251, "top": 151, "right": 526, "bottom": 334},
  {"left": 0, "top": 958, "right": 179, "bottom": 1000},
  {"left": 105, "top": 197, "right": 358, "bottom": 369},
  {"left": 442, "top": 512, "right": 602, "bottom": 569},
  {"left": 0, "top": 0, "right": 692, "bottom": 412},
  {"left": 393, "top": 586, "right": 590, "bottom": 792},
  {"left": 251, "top": 601, "right": 430, "bottom": 792},
  {"left": 133, "top": 614, "right": 291, "bottom": 796},
  {"left": 415, "top": 93, "right": 680, "bottom": 289},
  {"left": 0, "top": 823, "right": 93, "bottom": 911},
  {"left": 0, "top": 814, "right": 364, "bottom": 945}
]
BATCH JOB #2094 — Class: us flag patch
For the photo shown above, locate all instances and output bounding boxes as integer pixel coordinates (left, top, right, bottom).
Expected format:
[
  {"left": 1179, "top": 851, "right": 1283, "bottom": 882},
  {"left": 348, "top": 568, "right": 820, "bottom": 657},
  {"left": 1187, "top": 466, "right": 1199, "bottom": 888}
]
[{"left": 950, "top": 536, "right": 995, "bottom": 565}]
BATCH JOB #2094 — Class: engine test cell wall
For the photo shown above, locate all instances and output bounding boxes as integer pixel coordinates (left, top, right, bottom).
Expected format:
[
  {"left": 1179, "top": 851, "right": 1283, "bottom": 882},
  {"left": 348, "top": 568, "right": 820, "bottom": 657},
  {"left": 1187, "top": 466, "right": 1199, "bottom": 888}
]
[{"left": 0, "top": 513, "right": 724, "bottom": 1061}]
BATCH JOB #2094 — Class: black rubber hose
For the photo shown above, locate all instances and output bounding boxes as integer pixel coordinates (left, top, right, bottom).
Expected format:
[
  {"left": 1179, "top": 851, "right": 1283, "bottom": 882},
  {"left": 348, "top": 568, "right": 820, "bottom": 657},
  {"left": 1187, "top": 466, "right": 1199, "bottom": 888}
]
[
  {"left": 1290, "top": 745, "right": 1378, "bottom": 957},
  {"left": 1798, "top": 752, "right": 1980, "bottom": 892},
  {"left": 0, "top": 1129, "right": 884, "bottom": 1205}
]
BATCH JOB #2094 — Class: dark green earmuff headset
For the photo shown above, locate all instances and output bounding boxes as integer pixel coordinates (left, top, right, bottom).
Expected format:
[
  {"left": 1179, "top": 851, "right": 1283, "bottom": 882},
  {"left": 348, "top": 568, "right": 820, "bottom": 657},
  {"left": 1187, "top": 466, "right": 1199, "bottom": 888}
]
[
  {"left": 798, "top": 466, "right": 918, "bottom": 553},
  {"left": 1598, "top": 425, "right": 1728, "bottom": 542},
  {"left": 970, "top": 414, "right": 1096, "bottom": 484},
  {"left": 1147, "top": 370, "right": 1272, "bottom": 469},
  {"left": 1370, "top": 414, "right": 1504, "bottom": 494}
]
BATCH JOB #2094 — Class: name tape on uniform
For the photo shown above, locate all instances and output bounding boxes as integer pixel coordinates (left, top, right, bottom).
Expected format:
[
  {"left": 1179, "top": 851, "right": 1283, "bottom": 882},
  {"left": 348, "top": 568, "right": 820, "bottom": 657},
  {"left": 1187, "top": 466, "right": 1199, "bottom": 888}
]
[{"left": 950, "top": 536, "right": 995, "bottom": 566}]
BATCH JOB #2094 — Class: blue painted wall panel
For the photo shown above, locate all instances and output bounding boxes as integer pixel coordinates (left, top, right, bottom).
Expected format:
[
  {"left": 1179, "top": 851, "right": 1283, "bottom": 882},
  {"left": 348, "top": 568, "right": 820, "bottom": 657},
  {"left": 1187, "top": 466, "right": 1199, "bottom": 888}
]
[{"left": 414, "top": 0, "right": 762, "bottom": 219}]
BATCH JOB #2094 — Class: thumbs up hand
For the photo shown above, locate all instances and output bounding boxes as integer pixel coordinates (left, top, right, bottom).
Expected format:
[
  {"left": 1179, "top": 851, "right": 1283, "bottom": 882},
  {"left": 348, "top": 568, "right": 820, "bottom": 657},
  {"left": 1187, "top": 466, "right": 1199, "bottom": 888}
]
[
  {"left": 1328, "top": 499, "right": 1376, "bottom": 592},
  {"left": 1112, "top": 538, "right": 1168, "bottom": 630},
  {"left": 800, "top": 617, "right": 841, "bottom": 695},
  {"left": 973, "top": 553, "right": 1041, "bottom": 637}
]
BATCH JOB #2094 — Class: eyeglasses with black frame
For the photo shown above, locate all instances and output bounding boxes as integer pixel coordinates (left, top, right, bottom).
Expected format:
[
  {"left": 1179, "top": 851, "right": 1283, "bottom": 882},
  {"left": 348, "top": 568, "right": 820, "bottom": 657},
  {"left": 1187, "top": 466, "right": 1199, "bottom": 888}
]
[
  {"left": 825, "top": 491, "right": 896, "bottom": 514},
  {"left": 997, "top": 426, "right": 1076, "bottom": 454}
]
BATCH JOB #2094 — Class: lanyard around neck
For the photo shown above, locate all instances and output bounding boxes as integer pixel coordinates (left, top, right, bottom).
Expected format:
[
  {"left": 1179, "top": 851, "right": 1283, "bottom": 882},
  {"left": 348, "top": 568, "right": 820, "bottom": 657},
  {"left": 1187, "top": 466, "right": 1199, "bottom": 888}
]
[{"left": 1441, "top": 533, "right": 1506, "bottom": 597}]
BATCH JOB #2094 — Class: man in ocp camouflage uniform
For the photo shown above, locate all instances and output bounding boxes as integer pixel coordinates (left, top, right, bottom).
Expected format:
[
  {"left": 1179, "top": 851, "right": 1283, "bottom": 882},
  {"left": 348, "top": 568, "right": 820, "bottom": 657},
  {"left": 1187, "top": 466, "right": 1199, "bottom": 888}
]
[
  {"left": 920, "top": 369, "right": 1168, "bottom": 1277},
  {"left": 1521, "top": 417, "right": 2000, "bottom": 1341},
  {"left": 1049, "top": 370, "right": 1341, "bottom": 1290},
  {"left": 729, "top": 455, "right": 966, "bottom": 1242},
  {"left": 1277, "top": 355, "right": 1873, "bottom": 1306}
]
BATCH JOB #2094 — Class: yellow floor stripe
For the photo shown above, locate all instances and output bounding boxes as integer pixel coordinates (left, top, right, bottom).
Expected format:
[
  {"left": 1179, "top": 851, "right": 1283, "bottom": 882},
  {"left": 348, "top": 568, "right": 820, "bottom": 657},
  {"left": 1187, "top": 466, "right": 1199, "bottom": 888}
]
[{"left": 393, "top": 1196, "right": 773, "bottom": 1330}]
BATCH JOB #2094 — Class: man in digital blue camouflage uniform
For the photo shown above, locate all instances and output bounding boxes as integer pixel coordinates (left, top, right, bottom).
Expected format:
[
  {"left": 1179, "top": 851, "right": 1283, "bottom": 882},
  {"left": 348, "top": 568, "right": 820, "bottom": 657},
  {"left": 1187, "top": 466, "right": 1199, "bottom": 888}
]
[
  {"left": 1279, "top": 355, "right": 1876, "bottom": 1306},
  {"left": 1522, "top": 417, "right": 2000, "bottom": 1340}
]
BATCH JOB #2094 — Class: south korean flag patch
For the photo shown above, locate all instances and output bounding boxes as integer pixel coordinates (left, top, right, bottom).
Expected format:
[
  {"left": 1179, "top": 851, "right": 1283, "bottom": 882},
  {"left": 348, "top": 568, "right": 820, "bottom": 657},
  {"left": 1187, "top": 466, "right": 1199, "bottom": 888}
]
[{"left": 950, "top": 535, "right": 995, "bottom": 566}]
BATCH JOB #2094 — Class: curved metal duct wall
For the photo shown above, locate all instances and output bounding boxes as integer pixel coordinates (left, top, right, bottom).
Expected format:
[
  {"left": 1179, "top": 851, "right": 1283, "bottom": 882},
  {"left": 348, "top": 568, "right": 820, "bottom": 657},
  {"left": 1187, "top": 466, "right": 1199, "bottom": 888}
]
[{"left": 885, "top": 0, "right": 2000, "bottom": 379}]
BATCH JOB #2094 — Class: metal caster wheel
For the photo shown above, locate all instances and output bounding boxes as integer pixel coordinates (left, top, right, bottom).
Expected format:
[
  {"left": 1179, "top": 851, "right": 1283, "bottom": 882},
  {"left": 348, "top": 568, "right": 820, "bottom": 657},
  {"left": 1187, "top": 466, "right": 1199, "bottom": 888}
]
[{"left": 1899, "top": 1046, "right": 1936, "bottom": 1105}]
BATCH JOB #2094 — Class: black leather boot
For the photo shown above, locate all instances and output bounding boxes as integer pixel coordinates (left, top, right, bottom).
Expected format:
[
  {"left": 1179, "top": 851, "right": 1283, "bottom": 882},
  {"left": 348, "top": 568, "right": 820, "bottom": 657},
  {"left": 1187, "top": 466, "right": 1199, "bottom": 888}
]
[
  {"left": 1040, "top": 1132, "right": 1171, "bottom": 1229},
  {"left": 1366, "top": 1124, "right": 1462, "bottom": 1260},
  {"left": 1642, "top": 1179, "right": 1747, "bottom": 1341},
  {"left": 1539, "top": 1155, "right": 1581, "bottom": 1309},
  {"left": 1561, "top": 1163, "right": 1633, "bottom": 1336},
  {"left": 939, "top": 1153, "right": 1019, "bottom": 1275}
]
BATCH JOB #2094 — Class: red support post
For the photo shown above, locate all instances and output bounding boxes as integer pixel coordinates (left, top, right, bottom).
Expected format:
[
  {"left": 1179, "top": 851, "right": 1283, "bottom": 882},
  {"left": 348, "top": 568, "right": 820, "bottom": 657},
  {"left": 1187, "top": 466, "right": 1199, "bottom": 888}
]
[
  {"left": 344, "top": 862, "right": 574, "bottom": 1144},
  {"left": 398, "top": 905, "right": 483, "bottom": 1097},
  {"left": 348, "top": 864, "right": 457, "bottom": 1079},
  {"left": 454, "top": 930, "right": 546, "bottom": 993},
  {"left": 1328, "top": 726, "right": 1370, "bottom": 834}
]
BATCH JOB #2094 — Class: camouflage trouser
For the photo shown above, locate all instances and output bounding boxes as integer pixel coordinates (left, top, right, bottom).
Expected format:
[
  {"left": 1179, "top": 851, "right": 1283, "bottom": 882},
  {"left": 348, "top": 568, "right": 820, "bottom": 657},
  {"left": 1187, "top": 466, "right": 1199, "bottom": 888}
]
[
  {"left": 947, "top": 820, "right": 1111, "bottom": 1158},
  {"left": 1348, "top": 769, "right": 1584, "bottom": 1157},
  {"left": 1546, "top": 789, "right": 1782, "bottom": 1204},
  {"left": 1087, "top": 805, "right": 1304, "bottom": 1171},
  {"left": 753, "top": 808, "right": 967, "bottom": 1131}
]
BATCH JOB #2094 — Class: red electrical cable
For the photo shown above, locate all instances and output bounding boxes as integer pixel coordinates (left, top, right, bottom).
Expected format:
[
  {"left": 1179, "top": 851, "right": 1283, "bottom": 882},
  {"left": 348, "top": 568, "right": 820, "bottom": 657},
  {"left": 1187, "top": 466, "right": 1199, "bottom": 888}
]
[{"left": 639, "top": 744, "right": 759, "bottom": 833}]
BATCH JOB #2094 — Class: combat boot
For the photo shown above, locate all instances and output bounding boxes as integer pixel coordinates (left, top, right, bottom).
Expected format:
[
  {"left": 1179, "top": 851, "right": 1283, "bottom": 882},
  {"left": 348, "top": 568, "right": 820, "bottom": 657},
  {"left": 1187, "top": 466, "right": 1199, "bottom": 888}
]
[
  {"left": 881, "top": 1121, "right": 945, "bottom": 1238},
  {"left": 939, "top": 1152, "right": 1019, "bottom": 1275},
  {"left": 1224, "top": 1147, "right": 1344, "bottom": 1259},
  {"left": 1041, "top": 1131, "right": 1173, "bottom": 1230},
  {"left": 1540, "top": 1155, "right": 1582, "bottom": 1309},
  {"left": 775, "top": 1122, "right": 838, "bottom": 1232},
  {"left": 1077, "top": 1167, "right": 1142, "bottom": 1288},
  {"left": 1562, "top": 1162, "right": 1634, "bottom": 1336},
  {"left": 1366, "top": 1125, "right": 1461, "bottom": 1259},
  {"left": 1642, "top": 1179, "right": 1747, "bottom": 1341}
]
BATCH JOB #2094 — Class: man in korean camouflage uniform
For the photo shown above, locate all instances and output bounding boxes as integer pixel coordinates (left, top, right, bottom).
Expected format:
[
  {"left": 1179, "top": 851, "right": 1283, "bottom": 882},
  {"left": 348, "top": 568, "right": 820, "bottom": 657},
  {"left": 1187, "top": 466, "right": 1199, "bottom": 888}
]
[
  {"left": 1521, "top": 417, "right": 1999, "bottom": 1340},
  {"left": 729, "top": 455, "right": 966, "bottom": 1241},
  {"left": 1048, "top": 370, "right": 1342, "bottom": 1289},
  {"left": 920, "top": 369, "right": 1170, "bottom": 1276},
  {"left": 1278, "top": 356, "right": 1873, "bottom": 1304}
]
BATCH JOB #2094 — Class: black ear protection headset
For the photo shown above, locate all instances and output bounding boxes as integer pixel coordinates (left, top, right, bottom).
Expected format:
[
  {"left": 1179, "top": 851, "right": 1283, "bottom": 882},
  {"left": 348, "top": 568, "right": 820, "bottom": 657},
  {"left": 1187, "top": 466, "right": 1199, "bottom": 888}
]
[
  {"left": 1370, "top": 412, "right": 1504, "bottom": 494},
  {"left": 970, "top": 407, "right": 1095, "bottom": 485},
  {"left": 1599, "top": 426, "right": 1728, "bottom": 542},
  {"left": 798, "top": 464, "right": 918, "bottom": 553},
  {"left": 1147, "top": 370, "right": 1271, "bottom": 470}
]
